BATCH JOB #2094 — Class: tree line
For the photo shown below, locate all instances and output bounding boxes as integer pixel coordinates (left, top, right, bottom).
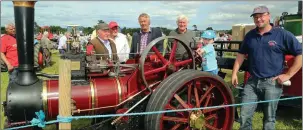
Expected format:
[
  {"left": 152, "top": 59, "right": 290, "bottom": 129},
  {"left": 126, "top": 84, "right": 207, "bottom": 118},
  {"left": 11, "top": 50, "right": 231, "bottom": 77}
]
[{"left": 1, "top": 20, "right": 231, "bottom": 36}]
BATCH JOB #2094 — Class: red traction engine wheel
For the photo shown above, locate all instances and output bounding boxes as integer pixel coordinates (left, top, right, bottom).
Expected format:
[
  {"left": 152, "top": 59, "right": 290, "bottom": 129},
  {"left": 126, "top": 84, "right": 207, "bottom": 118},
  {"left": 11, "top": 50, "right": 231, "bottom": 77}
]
[
  {"left": 145, "top": 70, "right": 235, "bottom": 130},
  {"left": 139, "top": 36, "right": 197, "bottom": 87}
]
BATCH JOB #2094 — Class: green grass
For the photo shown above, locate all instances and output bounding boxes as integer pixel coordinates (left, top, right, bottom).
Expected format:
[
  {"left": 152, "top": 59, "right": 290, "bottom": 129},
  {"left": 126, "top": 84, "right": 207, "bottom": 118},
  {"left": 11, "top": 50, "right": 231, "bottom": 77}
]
[{"left": 1, "top": 50, "right": 302, "bottom": 130}]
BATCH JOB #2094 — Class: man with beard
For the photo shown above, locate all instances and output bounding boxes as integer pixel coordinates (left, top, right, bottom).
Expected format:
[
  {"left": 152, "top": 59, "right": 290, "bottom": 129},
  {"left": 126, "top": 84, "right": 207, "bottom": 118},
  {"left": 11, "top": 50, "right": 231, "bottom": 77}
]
[{"left": 231, "top": 6, "right": 302, "bottom": 130}]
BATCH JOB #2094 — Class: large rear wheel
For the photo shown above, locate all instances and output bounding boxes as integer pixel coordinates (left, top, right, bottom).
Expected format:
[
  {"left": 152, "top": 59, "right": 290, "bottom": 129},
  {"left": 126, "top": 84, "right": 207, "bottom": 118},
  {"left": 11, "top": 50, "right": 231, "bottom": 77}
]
[{"left": 145, "top": 70, "right": 234, "bottom": 130}]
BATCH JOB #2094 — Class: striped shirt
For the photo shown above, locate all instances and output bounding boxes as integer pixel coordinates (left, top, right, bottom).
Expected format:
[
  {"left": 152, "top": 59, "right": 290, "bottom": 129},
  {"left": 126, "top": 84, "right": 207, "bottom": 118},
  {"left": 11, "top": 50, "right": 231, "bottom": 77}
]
[{"left": 139, "top": 32, "right": 149, "bottom": 54}]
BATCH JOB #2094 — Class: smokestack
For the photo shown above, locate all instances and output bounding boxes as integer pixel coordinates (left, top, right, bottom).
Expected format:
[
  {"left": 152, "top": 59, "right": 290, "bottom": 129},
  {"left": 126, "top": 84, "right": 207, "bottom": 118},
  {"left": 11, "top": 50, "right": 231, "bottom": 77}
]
[
  {"left": 298, "top": 1, "right": 302, "bottom": 14},
  {"left": 13, "top": 1, "right": 38, "bottom": 85}
]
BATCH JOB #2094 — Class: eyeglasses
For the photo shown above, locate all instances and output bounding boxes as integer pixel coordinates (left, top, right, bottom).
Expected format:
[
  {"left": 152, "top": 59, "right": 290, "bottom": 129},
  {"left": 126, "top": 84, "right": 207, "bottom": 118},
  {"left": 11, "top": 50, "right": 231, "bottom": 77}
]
[{"left": 253, "top": 13, "right": 269, "bottom": 20}]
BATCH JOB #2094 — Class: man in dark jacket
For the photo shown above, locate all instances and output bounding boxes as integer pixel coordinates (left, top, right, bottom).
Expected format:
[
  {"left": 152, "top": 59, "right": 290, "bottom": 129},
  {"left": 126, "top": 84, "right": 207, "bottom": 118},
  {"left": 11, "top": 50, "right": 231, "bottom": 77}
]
[{"left": 129, "top": 13, "right": 163, "bottom": 59}]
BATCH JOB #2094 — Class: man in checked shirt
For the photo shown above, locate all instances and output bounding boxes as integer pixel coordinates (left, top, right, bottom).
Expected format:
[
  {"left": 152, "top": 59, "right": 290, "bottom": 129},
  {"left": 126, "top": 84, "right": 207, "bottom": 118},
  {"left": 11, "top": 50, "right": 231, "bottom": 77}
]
[{"left": 129, "top": 13, "right": 163, "bottom": 59}]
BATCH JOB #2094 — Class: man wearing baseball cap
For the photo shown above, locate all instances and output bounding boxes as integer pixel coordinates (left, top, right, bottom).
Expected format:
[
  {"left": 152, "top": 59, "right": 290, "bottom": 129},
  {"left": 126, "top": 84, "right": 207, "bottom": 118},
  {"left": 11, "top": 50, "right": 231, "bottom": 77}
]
[
  {"left": 109, "top": 21, "right": 130, "bottom": 63},
  {"left": 232, "top": 6, "right": 302, "bottom": 130},
  {"left": 86, "top": 23, "right": 118, "bottom": 61}
]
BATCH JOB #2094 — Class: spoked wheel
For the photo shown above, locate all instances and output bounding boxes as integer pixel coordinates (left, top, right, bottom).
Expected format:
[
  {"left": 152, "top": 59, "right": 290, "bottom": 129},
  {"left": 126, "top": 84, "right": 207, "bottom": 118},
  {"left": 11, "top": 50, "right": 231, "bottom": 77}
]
[
  {"left": 139, "top": 36, "right": 195, "bottom": 87},
  {"left": 145, "top": 70, "right": 234, "bottom": 130}
]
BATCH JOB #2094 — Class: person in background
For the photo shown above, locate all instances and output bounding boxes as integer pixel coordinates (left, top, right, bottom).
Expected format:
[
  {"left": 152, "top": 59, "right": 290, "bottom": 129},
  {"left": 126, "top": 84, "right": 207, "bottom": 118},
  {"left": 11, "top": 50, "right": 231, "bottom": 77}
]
[
  {"left": 40, "top": 31, "right": 52, "bottom": 66},
  {"left": 58, "top": 32, "right": 71, "bottom": 55},
  {"left": 1, "top": 22, "right": 18, "bottom": 82},
  {"left": 215, "top": 33, "right": 228, "bottom": 49},
  {"left": 90, "top": 29, "right": 97, "bottom": 40},
  {"left": 126, "top": 33, "right": 132, "bottom": 48},
  {"left": 109, "top": 21, "right": 130, "bottom": 63},
  {"left": 196, "top": 30, "right": 218, "bottom": 75},
  {"left": 33, "top": 36, "right": 40, "bottom": 68}
]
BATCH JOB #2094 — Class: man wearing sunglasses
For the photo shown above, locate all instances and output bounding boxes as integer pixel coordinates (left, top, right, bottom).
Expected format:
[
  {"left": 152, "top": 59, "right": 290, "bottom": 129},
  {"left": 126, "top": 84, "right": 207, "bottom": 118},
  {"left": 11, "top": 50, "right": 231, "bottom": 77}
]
[{"left": 231, "top": 6, "right": 302, "bottom": 130}]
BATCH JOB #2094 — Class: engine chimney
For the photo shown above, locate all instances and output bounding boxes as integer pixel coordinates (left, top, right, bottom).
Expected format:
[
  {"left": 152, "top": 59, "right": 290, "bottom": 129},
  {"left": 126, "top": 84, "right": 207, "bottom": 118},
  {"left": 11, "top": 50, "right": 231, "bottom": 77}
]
[
  {"left": 5, "top": 2, "right": 44, "bottom": 124},
  {"left": 13, "top": 1, "right": 38, "bottom": 85},
  {"left": 298, "top": 1, "right": 302, "bottom": 15}
]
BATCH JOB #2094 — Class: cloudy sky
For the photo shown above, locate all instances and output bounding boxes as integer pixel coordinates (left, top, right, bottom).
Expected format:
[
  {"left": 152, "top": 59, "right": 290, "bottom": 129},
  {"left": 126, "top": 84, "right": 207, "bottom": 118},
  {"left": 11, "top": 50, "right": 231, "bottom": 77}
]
[{"left": 1, "top": 1, "right": 299, "bottom": 30}]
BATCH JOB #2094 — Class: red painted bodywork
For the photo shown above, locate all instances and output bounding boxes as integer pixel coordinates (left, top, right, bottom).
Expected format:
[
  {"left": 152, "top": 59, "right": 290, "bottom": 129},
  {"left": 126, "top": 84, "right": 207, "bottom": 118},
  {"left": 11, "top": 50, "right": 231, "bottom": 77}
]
[
  {"left": 44, "top": 58, "right": 164, "bottom": 119},
  {"left": 243, "top": 55, "right": 302, "bottom": 97},
  {"left": 282, "top": 55, "right": 302, "bottom": 96}
]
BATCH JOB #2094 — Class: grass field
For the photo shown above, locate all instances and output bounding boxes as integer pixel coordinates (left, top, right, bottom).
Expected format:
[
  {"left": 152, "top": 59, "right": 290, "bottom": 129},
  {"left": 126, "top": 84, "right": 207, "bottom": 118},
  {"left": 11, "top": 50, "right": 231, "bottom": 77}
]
[{"left": 1, "top": 50, "right": 302, "bottom": 130}]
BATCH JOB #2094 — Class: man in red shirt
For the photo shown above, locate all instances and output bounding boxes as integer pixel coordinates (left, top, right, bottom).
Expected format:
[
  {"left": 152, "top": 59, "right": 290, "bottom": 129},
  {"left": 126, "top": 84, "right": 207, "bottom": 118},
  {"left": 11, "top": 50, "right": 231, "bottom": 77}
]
[{"left": 1, "top": 23, "right": 18, "bottom": 82}]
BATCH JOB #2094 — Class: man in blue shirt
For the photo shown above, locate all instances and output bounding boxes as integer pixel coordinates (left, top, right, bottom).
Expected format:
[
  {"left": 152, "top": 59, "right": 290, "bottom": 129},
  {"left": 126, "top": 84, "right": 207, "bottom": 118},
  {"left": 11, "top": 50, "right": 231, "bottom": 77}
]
[{"left": 231, "top": 6, "right": 302, "bottom": 130}]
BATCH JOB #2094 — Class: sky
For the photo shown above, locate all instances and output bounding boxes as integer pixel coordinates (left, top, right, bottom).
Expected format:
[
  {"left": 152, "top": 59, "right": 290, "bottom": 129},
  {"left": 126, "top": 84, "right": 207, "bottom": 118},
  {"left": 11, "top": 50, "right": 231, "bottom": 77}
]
[{"left": 1, "top": 1, "right": 300, "bottom": 30}]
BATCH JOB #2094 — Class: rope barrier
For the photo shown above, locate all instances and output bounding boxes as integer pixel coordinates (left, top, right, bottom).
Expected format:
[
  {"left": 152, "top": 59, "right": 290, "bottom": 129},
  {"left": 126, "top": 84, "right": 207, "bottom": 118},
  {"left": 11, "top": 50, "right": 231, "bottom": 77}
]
[{"left": 5, "top": 96, "right": 302, "bottom": 130}]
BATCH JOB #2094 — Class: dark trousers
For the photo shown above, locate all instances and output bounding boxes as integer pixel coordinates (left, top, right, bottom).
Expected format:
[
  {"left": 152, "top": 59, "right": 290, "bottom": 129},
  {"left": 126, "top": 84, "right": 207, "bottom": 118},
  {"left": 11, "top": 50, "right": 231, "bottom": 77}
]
[{"left": 8, "top": 68, "right": 18, "bottom": 83}]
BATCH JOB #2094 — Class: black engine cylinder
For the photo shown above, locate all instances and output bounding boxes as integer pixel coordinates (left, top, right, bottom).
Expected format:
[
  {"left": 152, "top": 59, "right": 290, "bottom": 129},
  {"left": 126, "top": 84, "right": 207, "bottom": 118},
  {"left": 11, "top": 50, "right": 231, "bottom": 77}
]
[
  {"left": 14, "top": 1, "right": 38, "bottom": 86},
  {"left": 5, "top": 80, "right": 43, "bottom": 122}
]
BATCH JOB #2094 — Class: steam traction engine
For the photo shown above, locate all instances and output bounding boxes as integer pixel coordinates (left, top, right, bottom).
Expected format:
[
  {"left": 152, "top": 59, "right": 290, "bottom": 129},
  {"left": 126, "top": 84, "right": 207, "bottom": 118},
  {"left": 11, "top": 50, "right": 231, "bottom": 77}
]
[{"left": 3, "top": 1, "right": 235, "bottom": 130}]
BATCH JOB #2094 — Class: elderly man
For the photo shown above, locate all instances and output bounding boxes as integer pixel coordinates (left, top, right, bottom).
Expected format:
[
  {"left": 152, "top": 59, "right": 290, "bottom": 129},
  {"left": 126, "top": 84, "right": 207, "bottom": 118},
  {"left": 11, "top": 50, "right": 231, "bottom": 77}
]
[
  {"left": 129, "top": 13, "right": 163, "bottom": 59},
  {"left": 109, "top": 21, "right": 130, "bottom": 63},
  {"left": 1, "top": 23, "right": 18, "bottom": 82},
  {"left": 58, "top": 32, "right": 71, "bottom": 55},
  {"left": 86, "top": 23, "right": 118, "bottom": 61},
  {"left": 40, "top": 31, "right": 52, "bottom": 66},
  {"left": 169, "top": 14, "right": 195, "bottom": 60},
  {"left": 232, "top": 6, "right": 302, "bottom": 130}
]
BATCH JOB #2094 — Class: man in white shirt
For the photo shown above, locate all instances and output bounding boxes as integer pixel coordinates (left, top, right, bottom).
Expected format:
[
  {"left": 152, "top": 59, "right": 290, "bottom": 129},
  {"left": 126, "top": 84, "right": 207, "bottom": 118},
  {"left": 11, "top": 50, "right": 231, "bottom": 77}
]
[
  {"left": 109, "top": 21, "right": 130, "bottom": 63},
  {"left": 58, "top": 32, "right": 71, "bottom": 54}
]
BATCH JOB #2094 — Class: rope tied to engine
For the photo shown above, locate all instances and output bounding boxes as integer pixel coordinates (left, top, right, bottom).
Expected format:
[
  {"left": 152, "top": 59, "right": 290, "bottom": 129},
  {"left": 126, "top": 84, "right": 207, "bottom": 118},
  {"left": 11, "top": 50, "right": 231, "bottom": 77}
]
[
  {"left": 30, "top": 110, "right": 45, "bottom": 128},
  {"left": 5, "top": 96, "right": 302, "bottom": 130}
]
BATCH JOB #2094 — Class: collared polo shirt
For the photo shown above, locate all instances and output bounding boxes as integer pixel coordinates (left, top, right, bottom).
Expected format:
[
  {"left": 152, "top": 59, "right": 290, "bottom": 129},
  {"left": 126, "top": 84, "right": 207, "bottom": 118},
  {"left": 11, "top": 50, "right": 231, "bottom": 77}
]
[
  {"left": 1, "top": 34, "right": 18, "bottom": 67},
  {"left": 239, "top": 27, "right": 302, "bottom": 78}
]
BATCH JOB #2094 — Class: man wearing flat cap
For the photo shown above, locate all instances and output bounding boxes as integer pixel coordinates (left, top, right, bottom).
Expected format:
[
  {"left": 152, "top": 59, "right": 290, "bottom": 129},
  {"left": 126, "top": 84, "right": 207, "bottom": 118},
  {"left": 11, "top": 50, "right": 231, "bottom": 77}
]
[
  {"left": 232, "top": 6, "right": 302, "bottom": 130},
  {"left": 86, "top": 23, "right": 118, "bottom": 61}
]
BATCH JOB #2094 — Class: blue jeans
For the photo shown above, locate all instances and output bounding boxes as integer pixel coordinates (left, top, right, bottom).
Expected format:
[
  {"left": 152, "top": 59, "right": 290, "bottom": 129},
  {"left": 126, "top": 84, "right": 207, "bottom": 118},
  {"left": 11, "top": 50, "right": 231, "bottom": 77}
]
[
  {"left": 8, "top": 68, "right": 18, "bottom": 83},
  {"left": 204, "top": 69, "right": 218, "bottom": 75},
  {"left": 240, "top": 76, "right": 283, "bottom": 130}
]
